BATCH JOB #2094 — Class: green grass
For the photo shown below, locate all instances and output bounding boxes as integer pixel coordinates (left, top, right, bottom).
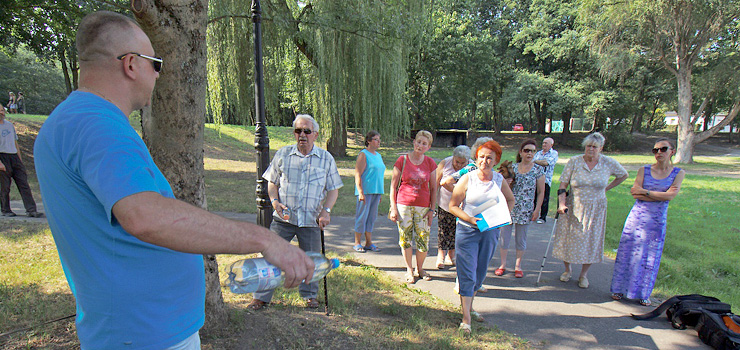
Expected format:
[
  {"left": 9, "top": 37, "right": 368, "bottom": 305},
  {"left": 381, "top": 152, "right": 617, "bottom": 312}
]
[
  {"left": 0, "top": 222, "right": 533, "bottom": 349},
  {"left": 540, "top": 162, "right": 740, "bottom": 311}
]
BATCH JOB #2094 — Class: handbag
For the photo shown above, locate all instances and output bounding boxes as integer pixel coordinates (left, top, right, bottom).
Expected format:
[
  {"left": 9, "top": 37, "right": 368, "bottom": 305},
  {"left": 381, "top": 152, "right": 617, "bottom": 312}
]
[{"left": 388, "top": 155, "right": 407, "bottom": 220}]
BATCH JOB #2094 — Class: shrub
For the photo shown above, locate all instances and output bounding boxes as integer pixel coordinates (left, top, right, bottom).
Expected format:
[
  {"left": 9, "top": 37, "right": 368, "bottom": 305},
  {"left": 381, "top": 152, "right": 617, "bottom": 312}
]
[{"left": 603, "top": 124, "right": 634, "bottom": 151}]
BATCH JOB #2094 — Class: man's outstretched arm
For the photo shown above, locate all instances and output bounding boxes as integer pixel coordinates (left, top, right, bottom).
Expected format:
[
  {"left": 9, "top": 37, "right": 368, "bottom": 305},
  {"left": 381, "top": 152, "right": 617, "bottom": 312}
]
[{"left": 112, "top": 192, "right": 314, "bottom": 288}]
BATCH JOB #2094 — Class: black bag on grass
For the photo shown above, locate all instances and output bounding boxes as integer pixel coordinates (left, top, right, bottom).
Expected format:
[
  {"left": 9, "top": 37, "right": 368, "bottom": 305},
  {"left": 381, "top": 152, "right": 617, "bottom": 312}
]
[
  {"left": 696, "top": 310, "right": 740, "bottom": 350},
  {"left": 632, "top": 294, "right": 732, "bottom": 329}
]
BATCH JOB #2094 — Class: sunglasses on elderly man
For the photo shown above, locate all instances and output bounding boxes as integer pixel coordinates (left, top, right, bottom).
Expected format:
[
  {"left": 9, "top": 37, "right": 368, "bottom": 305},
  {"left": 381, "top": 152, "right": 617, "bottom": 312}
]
[
  {"left": 294, "top": 128, "right": 314, "bottom": 135},
  {"left": 117, "top": 52, "right": 163, "bottom": 72},
  {"left": 652, "top": 146, "right": 670, "bottom": 154}
]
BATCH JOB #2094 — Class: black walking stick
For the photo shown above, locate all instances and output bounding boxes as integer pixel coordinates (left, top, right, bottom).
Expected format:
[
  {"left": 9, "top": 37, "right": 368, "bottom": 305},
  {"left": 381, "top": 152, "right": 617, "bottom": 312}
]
[
  {"left": 536, "top": 209, "right": 567, "bottom": 286},
  {"left": 320, "top": 226, "right": 330, "bottom": 315}
]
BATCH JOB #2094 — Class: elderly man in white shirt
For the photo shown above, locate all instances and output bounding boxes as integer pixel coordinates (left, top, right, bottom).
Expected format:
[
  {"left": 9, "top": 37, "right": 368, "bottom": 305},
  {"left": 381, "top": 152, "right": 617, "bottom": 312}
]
[{"left": 533, "top": 137, "right": 558, "bottom": 223}]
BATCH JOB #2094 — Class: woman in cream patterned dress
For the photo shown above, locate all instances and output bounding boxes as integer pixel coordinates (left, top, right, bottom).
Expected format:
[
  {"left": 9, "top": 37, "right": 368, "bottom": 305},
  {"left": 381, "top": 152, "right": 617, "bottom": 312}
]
[{"left": 553, "top": 132, "right": 628, "bottom": 289}]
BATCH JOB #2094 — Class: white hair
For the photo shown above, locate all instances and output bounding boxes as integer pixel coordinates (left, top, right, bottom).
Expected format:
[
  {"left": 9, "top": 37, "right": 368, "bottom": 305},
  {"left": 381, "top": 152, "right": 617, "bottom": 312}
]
[
  {"left": 452, "top": 145, "right": 471, "bottom": 159},
  {"left": 582, "top": 132, "right": 605, "bottom": 148},
  {"left": 470, "top": 137, "right": 493, "bottom": 159},
  {"left": 293, "top": 114, "right": 319, "bottom": 132}
]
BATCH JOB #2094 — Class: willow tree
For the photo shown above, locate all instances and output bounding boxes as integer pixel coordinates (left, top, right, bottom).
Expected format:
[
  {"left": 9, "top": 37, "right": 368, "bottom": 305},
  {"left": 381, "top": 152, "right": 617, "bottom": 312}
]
[{"left": 206, "top": 0, "right": 423, "bottom": 155}]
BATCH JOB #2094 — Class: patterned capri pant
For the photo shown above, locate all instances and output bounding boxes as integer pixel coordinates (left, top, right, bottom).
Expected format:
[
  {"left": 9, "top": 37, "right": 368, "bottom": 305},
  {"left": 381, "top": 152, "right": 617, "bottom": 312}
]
[{"left": 396, "top": 204, "right": 430, "bottom": 252}]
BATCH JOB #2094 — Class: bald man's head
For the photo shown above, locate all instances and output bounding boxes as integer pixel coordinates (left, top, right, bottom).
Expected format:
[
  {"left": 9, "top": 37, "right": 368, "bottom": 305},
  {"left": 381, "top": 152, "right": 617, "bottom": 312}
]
[
  {"left": 542, "top": 137, "right": 554, "bottom": 152},
  {"left": 76, "top": 11, "right": 141, "bottom": 64}
]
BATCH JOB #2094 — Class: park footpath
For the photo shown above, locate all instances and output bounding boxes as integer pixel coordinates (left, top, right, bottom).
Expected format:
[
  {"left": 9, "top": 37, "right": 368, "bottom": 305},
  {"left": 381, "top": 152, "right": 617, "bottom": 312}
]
[{"left": 6, "top": 200, "right": 709, "bottom": 349}]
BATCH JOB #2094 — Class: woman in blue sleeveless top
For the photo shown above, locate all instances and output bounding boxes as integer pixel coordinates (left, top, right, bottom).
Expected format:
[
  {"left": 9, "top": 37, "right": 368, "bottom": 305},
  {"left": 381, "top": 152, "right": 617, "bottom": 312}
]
[
  {"left": 610, "top": 138, "right": 685, "bottom": 306},
  {"left": 353, "top": 131, "right": 385, "bottom": 252}
]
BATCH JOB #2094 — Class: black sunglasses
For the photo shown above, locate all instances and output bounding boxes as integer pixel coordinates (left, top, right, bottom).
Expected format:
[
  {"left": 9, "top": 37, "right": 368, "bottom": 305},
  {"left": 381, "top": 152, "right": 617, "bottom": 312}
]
[
  {"left": 117, "top": 52, "right": 163, "bottom": 72},
  {"left": 521, "top": 148, "right": 536, "bottom": 153},
  {"left": 294, "top": 128, "right": 313, "bottom": 135},
  {"left": 652, "top": 146, "right": 670, "bottom": 154}
]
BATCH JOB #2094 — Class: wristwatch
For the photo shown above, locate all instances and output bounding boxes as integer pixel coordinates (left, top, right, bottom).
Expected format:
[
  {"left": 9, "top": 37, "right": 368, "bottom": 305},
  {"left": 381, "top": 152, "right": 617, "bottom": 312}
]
[{"left": 323, "top": 207, "right": 332, "bottom": 214}]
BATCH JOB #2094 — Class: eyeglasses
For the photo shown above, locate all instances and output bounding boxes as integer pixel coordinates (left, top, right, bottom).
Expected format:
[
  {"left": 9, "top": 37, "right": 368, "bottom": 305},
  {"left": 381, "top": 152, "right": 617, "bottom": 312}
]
[
  {"left": 294, "top": 128, "right": 313, "bottom": 135},
  {"left": 117, "top": 52, "right": 163, "bottom": 72},
  {"left": 652, "top": 146, "right": 670, "bottom": 154},
  {"left": 521, "top": 149, "right": 536, "bottom": 153}
]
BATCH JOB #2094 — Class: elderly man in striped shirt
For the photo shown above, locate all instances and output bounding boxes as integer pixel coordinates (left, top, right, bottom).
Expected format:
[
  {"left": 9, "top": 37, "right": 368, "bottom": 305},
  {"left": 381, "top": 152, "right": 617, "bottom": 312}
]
[{"left": 250, "top": 114, "right": 343, "bottom": 310}]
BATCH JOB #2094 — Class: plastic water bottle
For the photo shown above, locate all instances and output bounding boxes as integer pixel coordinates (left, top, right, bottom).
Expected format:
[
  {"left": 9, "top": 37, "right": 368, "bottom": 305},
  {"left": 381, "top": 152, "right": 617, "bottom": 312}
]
[{"left": 226, "top": 252, "right": 340, "bottom": 294}]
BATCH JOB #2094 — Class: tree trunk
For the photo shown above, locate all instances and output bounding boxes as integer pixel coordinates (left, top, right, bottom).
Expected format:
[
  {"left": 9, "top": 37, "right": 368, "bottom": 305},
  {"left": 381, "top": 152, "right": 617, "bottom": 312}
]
[
  {"left": 540, "top": 100, "right": 548, "bottom": 134},
  {"left": 327, "top": 108, "right": 347, "bottom": 157},
  {"left": 132, "top": 0, "right": 228, "bottom": 332},
  {"left": 59, "top": 50, "right": 73, "bottom": 95},
  {"left": 560, "top": 110, "right": 572, "bottom": 144},
  {"left": 674, "top": 63, "right": 695, "bottom": 164}
]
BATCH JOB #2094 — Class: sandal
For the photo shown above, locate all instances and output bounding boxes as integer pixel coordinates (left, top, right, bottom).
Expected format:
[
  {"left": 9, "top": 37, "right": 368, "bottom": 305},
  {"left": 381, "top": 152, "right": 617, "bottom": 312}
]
[
  {"left": 459, "top": 322, "right": 472, "bottom": 335},
  {"left": 514, "top": 270, "right": 524, "bottom": 278},
  {"left": 471, "top": 310, "right": 485, "bottom": 322},
  {"left": 494, "top": 268, "right": 505, "bottom": 276},
  {"left": 578, "top": 276, "right": 589, "bottom": 289},
  {"left": 405, "top": 271, "right": 415, "bottom": 284},
  {"left": 559, "top": 272, "right": 571, "bottom": 282},
  {"left": 611, "top": 293, "right": 624, "bottom": 301},
  {"left": 639, "top": 299, "right": 652, "bottom": 306},
  {"left": 364, "top": 244, "right": 381, "bottom": 252},
  {"left": 247, "top": 299, "right": 268, "bottom": 311},
  {"left": 477, "top": 285, "right": 488, "bottom": 293},
  {"left": 305, "top": 297, "right": 320, "bottom": 308},
  {"left": 436, "top": 256, "right": 445, "bottom": 269},
  {"left": 418, "top": 270, "right": 432, "bottom": 281},
  {"left": 445, "top": 256, "right": 455, "bottom": 266},
  {"left": 353, "top": 244, "right": 366, "bottom": 253}
]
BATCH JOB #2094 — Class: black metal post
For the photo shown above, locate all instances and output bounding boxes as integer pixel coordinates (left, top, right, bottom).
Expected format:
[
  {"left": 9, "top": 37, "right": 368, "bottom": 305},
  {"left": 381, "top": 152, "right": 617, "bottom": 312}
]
[{"left": 252, "top": 0, "right": 271, "bottom": 228}]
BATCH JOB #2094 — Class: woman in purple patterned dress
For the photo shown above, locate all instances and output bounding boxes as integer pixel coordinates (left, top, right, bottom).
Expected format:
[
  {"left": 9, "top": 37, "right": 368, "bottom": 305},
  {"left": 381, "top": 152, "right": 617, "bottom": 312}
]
[{"left": 610, "top": 138, "right": 685, "bottom": 306}]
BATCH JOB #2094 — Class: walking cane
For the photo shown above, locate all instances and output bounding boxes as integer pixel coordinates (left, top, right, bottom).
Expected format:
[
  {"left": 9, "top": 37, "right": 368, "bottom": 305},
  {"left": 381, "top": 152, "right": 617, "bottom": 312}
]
[
  {"left": 536, "top": 209, "right": 567, "bottom": 286},
  {"left": 320, "top": 226, "right": 330, "bottom": 316}
]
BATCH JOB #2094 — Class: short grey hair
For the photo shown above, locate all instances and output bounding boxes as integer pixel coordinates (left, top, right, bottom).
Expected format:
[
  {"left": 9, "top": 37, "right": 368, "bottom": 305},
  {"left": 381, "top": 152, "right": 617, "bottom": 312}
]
[
  {"left": 452, "top": 145, "right": 471, "bottom": 160},
  {"left": 582, "top": 132, "right": 605, "bottom": 148},
  {"left": 470, "top": 137, "right": 493, "bottom": 159},
  {"left": 293, "top": 114, "right": 319, "bottom": 132}
]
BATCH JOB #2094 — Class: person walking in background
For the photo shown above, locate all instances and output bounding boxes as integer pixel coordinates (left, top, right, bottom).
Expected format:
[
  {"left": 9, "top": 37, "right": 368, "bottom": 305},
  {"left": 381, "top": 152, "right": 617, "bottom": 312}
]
[
  {"left": 16, "top": 92, "right": 25, "bottom": 114},
  {"left": 553, "top": 132, "right": 628, "bottom": 289},
  {"left": 7, "top": 92, "right": 17, "bottom": 113},
  {"left": 610, "top": 138, "right": 684, "bottom": 306},
  {"left": 448, "top": 140, "right": 514, "bottom": 334},
  {"left": 0, "top": 107, "right": 42, "bottom": 217},
  {"left": 255, "top": 114, "right": 343, "bottom": 310},
  {"left": 353, "top": 130, "right": 385, "bottom": 253},
  {"left": 495, "top": 139, "right": 545, "bottom": 278},
  {"left": 435, "top": 144, "right": 471, "bottom": 268},
  {"left": 533, "top": 137, "right": 558, "bottom": 223},
  {"left": 389, "top": 130, "right": 437, "bottom": 284},
  {"left": 34, "top": 11, "right": 315, "bottom": 348}
]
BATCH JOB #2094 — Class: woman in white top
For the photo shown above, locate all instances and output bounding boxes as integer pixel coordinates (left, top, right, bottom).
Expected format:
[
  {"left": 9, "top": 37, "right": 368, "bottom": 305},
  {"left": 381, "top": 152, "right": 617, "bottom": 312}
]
[
  {"left": 434, "top": 144, "right": 471, "bottom": 269},
  {"left": 448, "top": 140, "right": 514, "bottom": 334}
]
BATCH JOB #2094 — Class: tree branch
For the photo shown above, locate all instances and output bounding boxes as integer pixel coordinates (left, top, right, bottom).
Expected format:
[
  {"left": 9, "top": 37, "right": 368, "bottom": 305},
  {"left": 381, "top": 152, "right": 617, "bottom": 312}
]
[
  {"left": 690, "top": 94, "right": 712, "bottom": 125},
  {"left": 694, "top": 99, "right": 740, "bottom": 144}
]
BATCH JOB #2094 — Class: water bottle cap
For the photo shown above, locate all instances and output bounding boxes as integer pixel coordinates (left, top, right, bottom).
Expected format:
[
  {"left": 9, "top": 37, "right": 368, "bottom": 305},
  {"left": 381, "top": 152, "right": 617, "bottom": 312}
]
[{"left": 330, "top": 258, "right": 340, "bottom": 269}]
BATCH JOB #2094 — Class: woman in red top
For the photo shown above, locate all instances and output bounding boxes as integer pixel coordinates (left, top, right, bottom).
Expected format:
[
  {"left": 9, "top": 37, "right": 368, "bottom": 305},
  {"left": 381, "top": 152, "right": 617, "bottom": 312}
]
[{"left": 389, "top": 130, "right": 437, "bottom": 284}]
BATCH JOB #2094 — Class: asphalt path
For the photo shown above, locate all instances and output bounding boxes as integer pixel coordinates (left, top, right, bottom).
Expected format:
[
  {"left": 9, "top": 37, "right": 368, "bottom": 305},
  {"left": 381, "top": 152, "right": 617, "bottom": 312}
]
[{"left": 4, "top": 200, "right": 710, "bottom": 349}]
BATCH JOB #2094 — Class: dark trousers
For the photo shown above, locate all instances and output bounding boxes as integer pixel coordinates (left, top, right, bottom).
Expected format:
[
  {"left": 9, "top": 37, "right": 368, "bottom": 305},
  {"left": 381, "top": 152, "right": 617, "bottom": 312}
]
[
  {"left": 0, "top": 153, "right": 37, "bottom": 214},
  {"left": 539, "top": 183, "right": 551, "bottom": 221}
]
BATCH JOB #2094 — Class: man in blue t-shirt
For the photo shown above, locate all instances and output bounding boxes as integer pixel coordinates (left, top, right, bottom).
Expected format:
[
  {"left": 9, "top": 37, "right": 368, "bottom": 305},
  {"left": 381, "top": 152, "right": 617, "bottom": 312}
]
[{"left": 34, "top": 11, "right": 315, "bottom": 350}]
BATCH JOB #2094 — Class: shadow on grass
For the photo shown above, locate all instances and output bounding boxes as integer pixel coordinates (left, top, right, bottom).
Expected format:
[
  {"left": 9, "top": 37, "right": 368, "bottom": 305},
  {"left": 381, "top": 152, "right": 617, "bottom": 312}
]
[
  {"left": 0, "top": 283, "right": 77, "bottom": 349},
  {"left": 207, "top": 256, "right": 533, "bottom": 350}
]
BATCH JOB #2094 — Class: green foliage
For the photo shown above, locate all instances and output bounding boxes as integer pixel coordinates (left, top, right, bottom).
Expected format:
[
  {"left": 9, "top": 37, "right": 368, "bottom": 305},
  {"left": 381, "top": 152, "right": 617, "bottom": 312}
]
[
  {"left": 0, "top": 46, "right": 67, "bottom": 114},
  {"left": 601, "top": 123, "right": 634, "bottom": 151}
]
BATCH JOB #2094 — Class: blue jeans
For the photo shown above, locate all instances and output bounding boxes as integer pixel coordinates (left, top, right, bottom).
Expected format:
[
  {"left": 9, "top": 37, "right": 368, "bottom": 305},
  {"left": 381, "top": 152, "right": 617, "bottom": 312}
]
[
  {"left": 354, "top": 194, "right": 381, "bottom": 233},
  {"left": 455, "top": 223, "right": 499, "bottom": 297},
  {"left": 253, "top": 220, "right": 321, "bottom": 302}
]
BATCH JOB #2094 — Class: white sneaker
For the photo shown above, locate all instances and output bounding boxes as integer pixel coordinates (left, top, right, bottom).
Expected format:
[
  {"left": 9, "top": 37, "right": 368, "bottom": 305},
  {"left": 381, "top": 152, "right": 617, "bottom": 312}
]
[{"left": 536, "top": 219, "right": 545, "bottom": 224}]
